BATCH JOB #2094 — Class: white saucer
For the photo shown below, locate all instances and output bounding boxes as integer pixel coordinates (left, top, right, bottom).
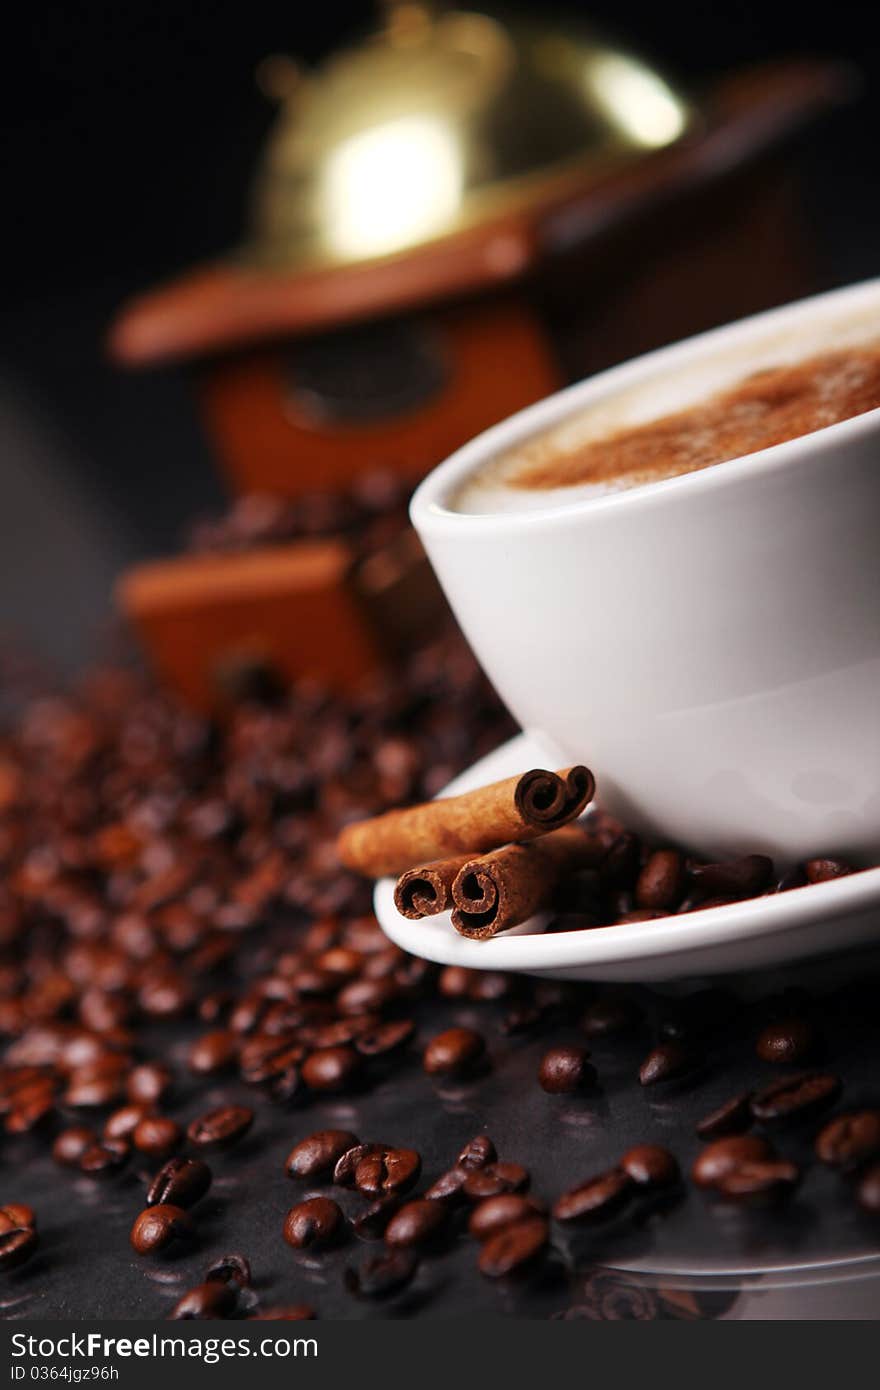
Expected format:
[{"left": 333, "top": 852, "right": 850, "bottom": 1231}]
[{"left": 374, "top": 732, "right": 880, "bottom": 982}]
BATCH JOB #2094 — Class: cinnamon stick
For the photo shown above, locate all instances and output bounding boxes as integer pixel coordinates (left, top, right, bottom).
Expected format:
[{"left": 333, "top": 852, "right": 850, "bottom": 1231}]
[
  {"left": 337, "top": 765, "right": 594, "bottom": 878},
  {"left": 393, "top": 854, "right": 472, "bottom": 920},
  {"left": 450, "top": 825, "right": 594, "bottom": 940}
]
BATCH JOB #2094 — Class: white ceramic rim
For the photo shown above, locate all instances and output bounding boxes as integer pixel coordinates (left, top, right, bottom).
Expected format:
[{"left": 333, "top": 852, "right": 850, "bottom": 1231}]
[
  {"left": 410, "top": 275, "right": 880, "bottom": 537},
  {"left": 375, "top": 851, "right": 880, "bottom": 971}
]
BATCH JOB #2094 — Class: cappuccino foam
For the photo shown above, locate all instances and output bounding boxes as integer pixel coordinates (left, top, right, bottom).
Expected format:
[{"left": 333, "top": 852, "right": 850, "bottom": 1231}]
[{"left": 452, "top": 317, "right": 880, "bottom": 515}]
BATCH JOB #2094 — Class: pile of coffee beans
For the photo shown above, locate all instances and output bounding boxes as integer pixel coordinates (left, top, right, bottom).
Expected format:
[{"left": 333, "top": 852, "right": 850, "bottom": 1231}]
[
  {"left": 547, "top": 841, "right": 858, "bottom": 931},
  {"left": 185, "top": 474, "right": 411, "bottom": 561},
  {"left": 0, "top": 605, "right": 876, "bottom": 1315}
]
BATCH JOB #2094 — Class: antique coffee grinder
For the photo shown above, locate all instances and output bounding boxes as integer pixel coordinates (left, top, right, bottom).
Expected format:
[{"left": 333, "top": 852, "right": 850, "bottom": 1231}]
[{"left": 111, "top": 2, "right": 850, "bottom": 709}]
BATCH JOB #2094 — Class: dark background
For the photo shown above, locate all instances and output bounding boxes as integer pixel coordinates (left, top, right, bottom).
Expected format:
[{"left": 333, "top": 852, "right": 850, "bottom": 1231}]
[{"left": 2, "top": 1, "right": 880, "bottom": 669}]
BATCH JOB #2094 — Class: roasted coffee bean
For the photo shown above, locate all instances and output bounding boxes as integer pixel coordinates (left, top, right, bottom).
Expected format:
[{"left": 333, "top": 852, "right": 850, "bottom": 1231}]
[
  {"left": 437, "top": 966, "right": 474, "bottom": 999},
  {"left": 538, "top": 1046, "right": 596, "bottom": 1094},
  {"left": 283, "top": 1197, "right": 344, "bottom": 1250},
  {"left": 696, "top": 1092, "right": 753, "bottom": 1141},
  {"left": 188, "top": 1030, "right": 238, "bottom": 1075},
  {"left": 337, "top": 977, "right": 399, "bottom": 1016},
  {"left": 756, "top": 1018, "right": 818, "bottom": 1065},
  {"left": 580, "top": 995, "right": 642, "bottom": 1038},
  {"left": 600, "top": 831, "right": 641, "bottom": 886},
  {"left": 0, "top": 1205, "right": 35, "bottom": 1232},
  {"left": 65, "top": 1058, "right": 127, "bottom": 1108},
  {"left": 295, "top": 1018, "right": 370, "bottom": 1050},
  {"left": 466, "top": 971, "right": 517, "bottom": 1003},
  {"left": 815, "top": 1111, "right": 880, "bottom": 1170},
  {"left": 714, "top": 1159, "right": 800, "bottom": 1206},
  {"left": 344, "top": 1249, "right": 418, "bottom": 1300},
  {"left": 468, "top": 1195, "right": 545, "bottom": 1241},
  {"left": 691, "top": 1136, "right": 773, "bottom": 1189},
  {"left": 130, "top": 1203, "right": 193, "bottom": 1254},
  {"left": 292, "top": 966, "right": 342, "bottom": 999},
  {"left": 750, "top": 1073, "right": 842, "bottom": 1124},
  {"left": 133, "top": 1115, "right": 182, "bottom": 1159},
  {"left": 314, "top": 946, "right": 363, "bottom": 979},
  {"left": 286, "top": 1129, "right": 360, "bottom": 1180},
  {"left": 354, "top": 1019, "right": 415, "bottom": 1057},
  {"left": 478, "top": 1218, "right": 548, "bottom": 1278},
  {"left": 127, "top": 1063, "right": 172, "bottom": 1105},
  {"left": 422, "top": 1027, "right": 485, "bottom": 1078},
  {"left": 423, "top": 1168, "right": 468, "bottom": 1203},
  {"left": 639, "top": 1040, "right": 694, "bottom": 1086},
  {"left": 0, "top": 1225, "right": 38, "bottom": 1270},
  {"left": 79, "top": 1137, "right": 130, "bottom": 1175},
  {"left": 239, "top": 1035, "right": 305, "bottom": 1087},
  {"left": 635, "top": 850, "right": 685, "bottom": 911},
  {"left": 462, "top": 1162, "right": 529, "bottom": 1200},
  {"left": 856, "top": 1163, "right": 880, "bottom": 1213},
  {"left": 187, "top": 1104, "right": 253, "bottom": 1150},
  {"left": 138, "top": 972, "right": 192, "bottom": 1020},
  {"left": 620, "top": 1145, "right": 679, "bottom": 1189},
  {"left": 168, "top": 1281, "right": 237, "bottom": 1319},
  {"left": 384, "top": 1198, "right": 447, "bottom": 1249},
  {"left": 5, "top": 1086, "right": 55, "bottom": 1134},
  {"left": 804, "top": 857, "right": 854, "bottom": 884},
  {"left": 333, "top": 1143, "right": 383, "bottom": 1188},
  {"left": 301, "top": 1046, "right": 363, "bottom": 1092},
  {"left": 352, "top": 1195, "right": 402, "bottom": 1240},
  {"left": 456, "top": 1134, "right": 496, "bottom": 1170},
  {"left": 147, "top": 1156, "right": 212, "bottom": 1208},
  {"left": 353, "top": 1146, "right": 422, "bottom": 1197},
  {"left": 104, "top": 1103, "right": 154, "bottom": 1142},
  {"left": 688, "top": 855, "right": 773, "bottom": 901},
  {"left": 204, "top": 1253, "right": 251, "bottom": 1288},
  {"left": 553, "top": 1169, "right": 633, "bottom": 1223},
  {"left": 53, "top": 1126, "right": 97, "bottom": 1167}
]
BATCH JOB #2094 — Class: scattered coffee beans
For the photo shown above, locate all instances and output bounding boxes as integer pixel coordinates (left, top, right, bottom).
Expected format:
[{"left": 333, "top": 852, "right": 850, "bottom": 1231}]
[
  {"left": 457, "top": 1135, "right": 496, "bottom": 1170},
  {"left": 755, "top": 1018, "right": 818, "bottom": 1065},
  {"left": 168, "top": 1281, "right": 237, "bottom": 1319},
  {"left": 691, "top": 1136, "right": 773, "bottom": 1190},
  {"left": 815, "top": 1111, "right": 880, "bottom": 1170},
  {"left": 639, "top": 1040, "right": 694, "bottom": 1087},
  {"left": 696, "top": 1092, "right": 753, "bottom": 1141},
  {"left": 538, "top": 1046, "right": 596, "bottom": 1094},
  {"left": 620, "top": 1145, "right": 679, "bottom": 1189},
  {"left": 286, "top": 1130, "right": 360, "bottom": 1180},
  {"left": 462, "top": 1162, "right": 530, "bottom": 1200},
  {"left": 384, "top": 1199, "right": 448, "bottom": 1249},
  {"left": 423, "top": 1027, "right": 486, "bottom": 1078},
  {"left": 187, "top": 1105, "right": 254, "bottom": 1150},
  {"left": 478, "top": 1218, "right": 548, "bottom": 1278},
  {"left": 130, "top": 1204, "right": 193, "bottom": 1255},
  {"left": 553, "top": 1169, "right": 633, "bottom": 1223},
  {"left": 146, "top": 1157, "right": 212, "bottom": 1208},
  {"left": 283, "top": 1197, "right": 344, "bottom": 1250},
  {"left": 468, "top": 1195, "right": 545, "bottom": 1241},
  {"left": 750, "top": 1073, "right": 842, "bottom": 1124}
]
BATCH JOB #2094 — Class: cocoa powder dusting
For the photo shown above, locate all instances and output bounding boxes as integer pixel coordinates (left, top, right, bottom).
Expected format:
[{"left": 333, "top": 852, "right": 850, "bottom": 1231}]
[{"left": 513, "top": 343, "right": 880, "bottom": 493}]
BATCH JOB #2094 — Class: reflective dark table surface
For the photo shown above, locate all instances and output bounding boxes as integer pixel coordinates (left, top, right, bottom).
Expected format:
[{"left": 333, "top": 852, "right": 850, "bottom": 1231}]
[{"left": 5, "top": 938, "right": 880, "bottom": 1321}]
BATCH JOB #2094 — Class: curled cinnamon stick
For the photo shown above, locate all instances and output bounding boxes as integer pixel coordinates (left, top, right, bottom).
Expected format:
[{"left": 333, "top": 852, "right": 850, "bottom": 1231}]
[
  {"left": 451, "top": 825, "right": 594, "bottom": 941},
  {"left": 393, "top": 854, "right": 472, "bottom": 920},
  {"left": 337, "top": 765, "right": 594, "bottom": 878}
]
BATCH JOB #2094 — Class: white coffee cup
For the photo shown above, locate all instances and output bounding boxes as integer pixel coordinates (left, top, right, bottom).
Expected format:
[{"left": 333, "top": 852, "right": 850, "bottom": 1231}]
[{"left": 410, "top": 277, "right": 880, "bottom": 865}]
